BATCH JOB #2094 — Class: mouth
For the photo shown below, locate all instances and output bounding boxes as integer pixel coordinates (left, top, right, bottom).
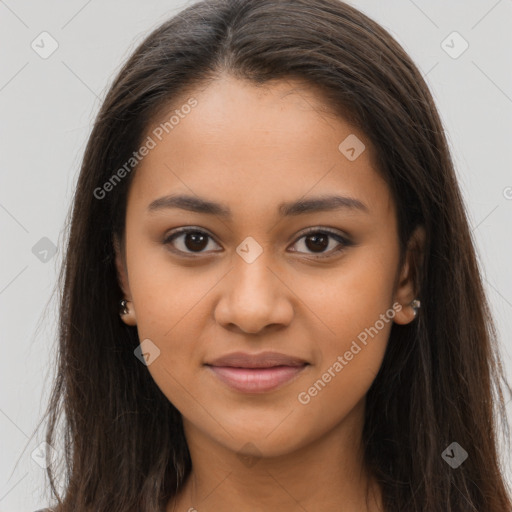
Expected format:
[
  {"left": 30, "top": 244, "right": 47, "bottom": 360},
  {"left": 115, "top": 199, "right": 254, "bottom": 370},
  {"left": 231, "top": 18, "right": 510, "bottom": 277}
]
[{"left": 204, "top": 351, "right": 310, "bottom": 393}]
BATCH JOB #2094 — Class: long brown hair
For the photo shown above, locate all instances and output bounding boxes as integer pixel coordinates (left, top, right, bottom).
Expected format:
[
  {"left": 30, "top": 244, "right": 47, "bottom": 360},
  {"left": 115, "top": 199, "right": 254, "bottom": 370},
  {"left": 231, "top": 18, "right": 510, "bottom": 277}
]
[{"left": 41, "top": 0, "right": 512, "bottom": 510}]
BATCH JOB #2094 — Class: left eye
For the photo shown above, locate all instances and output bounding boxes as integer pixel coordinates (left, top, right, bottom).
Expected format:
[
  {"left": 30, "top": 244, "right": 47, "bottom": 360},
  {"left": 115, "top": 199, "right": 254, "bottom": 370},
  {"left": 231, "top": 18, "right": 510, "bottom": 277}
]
[
  {"left": 163, "top": 227, "right": 351, "bottom": 258},
  {"left": 290, "top": 228, "right": 351, "bottom": 258}
]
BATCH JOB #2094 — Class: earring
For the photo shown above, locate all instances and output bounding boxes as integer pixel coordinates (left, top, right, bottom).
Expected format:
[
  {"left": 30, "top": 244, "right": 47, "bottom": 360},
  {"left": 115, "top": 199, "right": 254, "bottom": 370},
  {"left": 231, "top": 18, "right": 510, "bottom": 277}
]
[
  {"left": 120, "top": 299, "right": 129, "bottom": 316},
  {"left": 410, "top": 298, "right": 421, "bottom": 318}
]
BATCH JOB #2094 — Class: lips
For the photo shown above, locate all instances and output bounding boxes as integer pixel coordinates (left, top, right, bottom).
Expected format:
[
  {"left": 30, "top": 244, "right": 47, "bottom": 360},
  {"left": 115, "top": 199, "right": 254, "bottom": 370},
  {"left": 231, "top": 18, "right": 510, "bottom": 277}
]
[
  {"left": 205, "top": 351, "right": 308, "bottom": 368},
  {"left": 204, "top": 351, "right": 309, "bottom": 393}
]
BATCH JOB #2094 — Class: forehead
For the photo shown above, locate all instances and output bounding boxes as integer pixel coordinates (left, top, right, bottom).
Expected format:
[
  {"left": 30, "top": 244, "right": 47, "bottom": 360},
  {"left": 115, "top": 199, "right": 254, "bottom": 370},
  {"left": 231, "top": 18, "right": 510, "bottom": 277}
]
[{"left": 127, "top": 75, "right": 393, "bottom": 219}]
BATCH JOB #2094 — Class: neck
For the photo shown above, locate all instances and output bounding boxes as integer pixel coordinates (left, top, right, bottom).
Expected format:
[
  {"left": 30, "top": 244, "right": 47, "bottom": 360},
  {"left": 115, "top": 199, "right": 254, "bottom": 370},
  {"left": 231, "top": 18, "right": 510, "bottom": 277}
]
[{"left": 167, "top": 398, "right": 383, "bottom": 512}]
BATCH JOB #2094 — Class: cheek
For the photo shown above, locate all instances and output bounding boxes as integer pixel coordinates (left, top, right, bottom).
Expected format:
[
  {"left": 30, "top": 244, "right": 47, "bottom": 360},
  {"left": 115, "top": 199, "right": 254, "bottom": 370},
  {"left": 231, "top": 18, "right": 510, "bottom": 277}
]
[
  {"left": 295, "top": 247, "right": 397, "bottom": 404},
  {"left": 122, "top": 247, "right": 201, "bottom": 387},
  {"left": 125, "top": 249, "right": 219, "bottom": 404},
  {"left": 304, "top": 243, "right": 398, "bottom": 345},
  {"left": 294, "top": 331, "right": 388, "bottom": 448},
  {"left": 127, "top": 239, "right": 216, "bottom": 334},
  {"left": 294, "top": 278, "right": 394, "bottom": 437},
  {"left": 300, "top": 301, "right": 392, "bottom": 414}
]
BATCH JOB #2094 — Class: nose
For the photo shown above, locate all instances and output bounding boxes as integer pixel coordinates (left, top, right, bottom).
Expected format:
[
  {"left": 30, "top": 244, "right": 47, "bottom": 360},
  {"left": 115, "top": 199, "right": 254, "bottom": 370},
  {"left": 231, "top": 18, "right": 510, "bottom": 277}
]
[{"left": 214, "top": 251, "right": 294, "bottom": 335}]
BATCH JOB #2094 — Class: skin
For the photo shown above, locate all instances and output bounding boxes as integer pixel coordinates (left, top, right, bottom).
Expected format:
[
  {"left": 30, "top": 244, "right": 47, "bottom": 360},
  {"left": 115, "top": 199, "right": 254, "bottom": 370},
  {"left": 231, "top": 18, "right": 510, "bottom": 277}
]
[{"left": 115, "top": 74, "right": 424, "bottom": 512}]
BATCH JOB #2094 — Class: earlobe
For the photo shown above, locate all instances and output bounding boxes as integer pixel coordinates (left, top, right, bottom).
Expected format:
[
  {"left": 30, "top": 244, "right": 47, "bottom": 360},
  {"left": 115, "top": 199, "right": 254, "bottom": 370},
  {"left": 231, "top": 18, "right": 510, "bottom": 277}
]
[
  {"left": 393, "top": 298, "right": 421, "bottom": 325},
  {"left": 113, "top": 234, "right": 137, "bottom": 326},
  {"left": 393, "top": 226, "right": 425, "bottom": 325},
  {"left": 119, "top": 298, "right": 137, "bottom": 326}
]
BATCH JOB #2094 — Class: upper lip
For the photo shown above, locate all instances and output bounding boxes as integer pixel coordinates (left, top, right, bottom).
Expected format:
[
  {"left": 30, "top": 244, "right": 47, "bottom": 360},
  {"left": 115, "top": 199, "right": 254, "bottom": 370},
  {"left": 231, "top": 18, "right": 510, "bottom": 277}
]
[{"left": 205, "top": 351, "right": 308, "bottom": 368}]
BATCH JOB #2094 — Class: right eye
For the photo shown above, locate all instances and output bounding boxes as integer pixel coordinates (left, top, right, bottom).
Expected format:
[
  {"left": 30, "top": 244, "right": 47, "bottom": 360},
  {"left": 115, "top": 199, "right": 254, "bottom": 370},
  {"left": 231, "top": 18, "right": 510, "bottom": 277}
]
[{"left": 163, "top": 227, "right": 222, "bottom": 256}]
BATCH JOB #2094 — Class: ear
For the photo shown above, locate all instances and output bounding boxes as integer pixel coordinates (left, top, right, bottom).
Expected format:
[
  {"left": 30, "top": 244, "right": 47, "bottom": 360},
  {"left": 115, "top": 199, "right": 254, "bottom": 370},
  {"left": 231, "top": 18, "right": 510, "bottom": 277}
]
[
  {"left": 113, "top": 234, "right": 137, "bottom": 326},
  {"left": 392, "top": 225, "right": 425, "bottom": 325}
]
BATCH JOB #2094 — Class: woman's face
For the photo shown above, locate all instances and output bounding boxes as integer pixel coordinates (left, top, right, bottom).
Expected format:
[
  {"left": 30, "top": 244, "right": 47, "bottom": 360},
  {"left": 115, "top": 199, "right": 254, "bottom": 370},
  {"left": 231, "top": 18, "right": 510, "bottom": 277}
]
[{"left": 116, "top": 75, "right": 418, "bottom": 459}]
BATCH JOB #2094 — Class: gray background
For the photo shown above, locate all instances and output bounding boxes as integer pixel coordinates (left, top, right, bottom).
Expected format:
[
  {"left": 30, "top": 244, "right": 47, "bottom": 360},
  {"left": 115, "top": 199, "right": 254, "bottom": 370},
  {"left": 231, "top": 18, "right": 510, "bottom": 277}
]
[{"left": 1, "top": 0, "right": 511, "bottom": 510}]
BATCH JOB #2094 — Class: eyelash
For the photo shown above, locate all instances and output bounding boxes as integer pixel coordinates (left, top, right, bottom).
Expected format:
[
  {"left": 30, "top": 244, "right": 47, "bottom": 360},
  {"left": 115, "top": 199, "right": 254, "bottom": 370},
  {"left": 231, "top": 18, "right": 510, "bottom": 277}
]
[{"left": 163, "top": 226, "right": 353, "bottom": 259}]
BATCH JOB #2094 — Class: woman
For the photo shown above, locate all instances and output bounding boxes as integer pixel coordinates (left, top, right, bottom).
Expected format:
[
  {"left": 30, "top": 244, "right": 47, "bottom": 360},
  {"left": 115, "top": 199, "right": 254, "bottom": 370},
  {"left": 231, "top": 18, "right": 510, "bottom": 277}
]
[{"left": 37, "top": 0, "right": 512, "bottom": 510}]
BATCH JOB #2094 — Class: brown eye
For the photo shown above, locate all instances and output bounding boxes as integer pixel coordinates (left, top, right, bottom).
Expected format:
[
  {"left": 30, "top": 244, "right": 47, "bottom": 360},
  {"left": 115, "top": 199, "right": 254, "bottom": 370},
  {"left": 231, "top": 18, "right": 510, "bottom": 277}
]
[
  {"left": 163, "top": 226, "right": 352, "bottom": 259},
  {"left": 164, "top": 228, "right": 221, "bottom": 255},
  {"left": 304, "top": 233, "right": 329, "bottom": 253},
  {"left": 290, "top": 228, "right": 352, "bottom": 258},
  {"left": 182, "top": 231, "right": 208, "bottom": 251}
]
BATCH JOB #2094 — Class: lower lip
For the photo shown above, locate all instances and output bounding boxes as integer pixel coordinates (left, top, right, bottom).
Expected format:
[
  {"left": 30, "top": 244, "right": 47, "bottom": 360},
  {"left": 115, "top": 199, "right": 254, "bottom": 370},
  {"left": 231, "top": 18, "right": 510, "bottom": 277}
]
[{"left": 206, "top": 365, "right": 307, "bottom": 393}]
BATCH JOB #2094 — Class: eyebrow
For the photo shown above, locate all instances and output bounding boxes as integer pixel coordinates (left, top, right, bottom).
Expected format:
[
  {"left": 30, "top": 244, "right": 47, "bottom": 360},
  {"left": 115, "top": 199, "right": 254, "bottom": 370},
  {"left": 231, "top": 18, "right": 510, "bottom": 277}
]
[{"left": 147, "top": 193, "right": 369, "bottom": 217}]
